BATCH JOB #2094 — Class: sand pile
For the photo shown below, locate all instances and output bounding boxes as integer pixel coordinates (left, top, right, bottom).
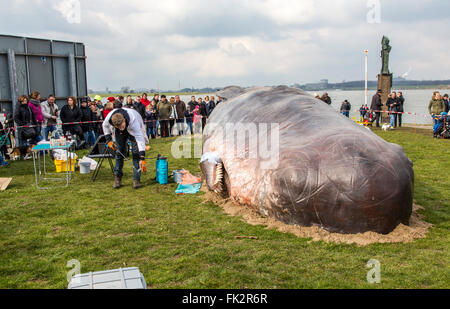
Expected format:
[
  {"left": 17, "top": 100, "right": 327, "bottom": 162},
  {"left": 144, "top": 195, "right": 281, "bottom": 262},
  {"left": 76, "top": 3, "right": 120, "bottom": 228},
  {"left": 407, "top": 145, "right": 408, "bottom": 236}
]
[{"left": 203, "top": 189, "right": 432, "bottom": 246}]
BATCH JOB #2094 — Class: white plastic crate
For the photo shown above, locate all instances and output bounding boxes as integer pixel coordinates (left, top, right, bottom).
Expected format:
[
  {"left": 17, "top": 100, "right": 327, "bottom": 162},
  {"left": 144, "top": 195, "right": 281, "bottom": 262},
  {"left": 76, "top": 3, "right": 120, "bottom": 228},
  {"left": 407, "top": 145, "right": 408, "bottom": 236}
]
[{"left": 68, "top": 267, "right": 147, "bottom": 289}]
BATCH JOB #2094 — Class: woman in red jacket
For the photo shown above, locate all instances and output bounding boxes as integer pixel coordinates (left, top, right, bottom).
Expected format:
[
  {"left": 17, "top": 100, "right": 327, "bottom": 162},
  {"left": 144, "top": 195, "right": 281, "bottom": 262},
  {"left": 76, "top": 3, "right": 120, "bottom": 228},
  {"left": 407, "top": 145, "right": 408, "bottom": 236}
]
[{"left": 103, "top": 98, "right": 115, "bottom": 119}]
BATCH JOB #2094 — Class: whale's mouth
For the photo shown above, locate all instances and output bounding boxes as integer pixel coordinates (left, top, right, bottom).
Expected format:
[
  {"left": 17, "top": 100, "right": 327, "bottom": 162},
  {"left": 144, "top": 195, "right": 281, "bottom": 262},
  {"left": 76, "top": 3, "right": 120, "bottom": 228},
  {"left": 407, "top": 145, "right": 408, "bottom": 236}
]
[
  {"left": 211, "top": 162, "right": 231, "bottom": 198},
  {"left": 201, "top": 160, "right": 231, "bottom": 198}
]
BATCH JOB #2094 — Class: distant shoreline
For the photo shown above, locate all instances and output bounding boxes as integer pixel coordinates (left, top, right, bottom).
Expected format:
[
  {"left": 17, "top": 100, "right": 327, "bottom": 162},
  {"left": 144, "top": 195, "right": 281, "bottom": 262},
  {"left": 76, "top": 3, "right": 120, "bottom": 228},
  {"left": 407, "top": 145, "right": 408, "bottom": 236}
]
[
  {"left": 298, "top": 80, "right": 450, "bottom": 92},
  {"left": 89, "top": 85, "right": 450, "bottom": 97},
  {"left": 314, "top": 85, "right": 450, "bottom": 91}
]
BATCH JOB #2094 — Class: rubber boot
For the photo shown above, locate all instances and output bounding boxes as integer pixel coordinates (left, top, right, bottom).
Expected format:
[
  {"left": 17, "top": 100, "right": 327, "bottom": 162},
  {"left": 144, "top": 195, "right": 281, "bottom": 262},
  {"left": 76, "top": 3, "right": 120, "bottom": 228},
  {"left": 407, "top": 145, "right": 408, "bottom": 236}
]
[
  {"left": 113, "top": 175, "right": 122, "bottom": 189},
  {"left": 133, "top": 179, "right": 142, "bottom": 189}
]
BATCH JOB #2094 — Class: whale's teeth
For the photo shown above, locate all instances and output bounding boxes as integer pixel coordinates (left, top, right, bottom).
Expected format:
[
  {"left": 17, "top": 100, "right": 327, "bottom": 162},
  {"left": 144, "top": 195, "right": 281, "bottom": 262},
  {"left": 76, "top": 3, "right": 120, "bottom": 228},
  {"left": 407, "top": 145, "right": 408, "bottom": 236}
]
[{"left": 214, "top": 163, "right": 224, "bottom": 193}]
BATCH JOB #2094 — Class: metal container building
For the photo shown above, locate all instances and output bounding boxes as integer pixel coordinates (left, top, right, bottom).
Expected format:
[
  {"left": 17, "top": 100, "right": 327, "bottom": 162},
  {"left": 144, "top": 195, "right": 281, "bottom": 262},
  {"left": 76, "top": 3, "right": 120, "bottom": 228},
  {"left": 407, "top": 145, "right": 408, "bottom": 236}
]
[{"left": 0, "top": 34, "right": 88, "bottom": 116}]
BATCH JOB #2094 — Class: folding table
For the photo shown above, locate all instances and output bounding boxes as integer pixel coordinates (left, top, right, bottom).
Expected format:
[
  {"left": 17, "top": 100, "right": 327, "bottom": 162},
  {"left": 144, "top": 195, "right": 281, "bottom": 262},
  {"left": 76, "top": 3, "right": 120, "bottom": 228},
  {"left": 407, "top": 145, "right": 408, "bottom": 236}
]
[{"left": 31, "top": 141, "right": 75, "bottom": 190}]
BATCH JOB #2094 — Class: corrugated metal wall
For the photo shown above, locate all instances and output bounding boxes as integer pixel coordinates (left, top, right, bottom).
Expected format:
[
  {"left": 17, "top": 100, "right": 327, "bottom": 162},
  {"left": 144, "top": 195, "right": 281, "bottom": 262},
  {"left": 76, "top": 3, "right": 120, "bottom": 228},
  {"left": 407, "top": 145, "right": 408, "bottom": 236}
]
[{"left": 0, "top": 34, "right": 88, "bottom": 116}]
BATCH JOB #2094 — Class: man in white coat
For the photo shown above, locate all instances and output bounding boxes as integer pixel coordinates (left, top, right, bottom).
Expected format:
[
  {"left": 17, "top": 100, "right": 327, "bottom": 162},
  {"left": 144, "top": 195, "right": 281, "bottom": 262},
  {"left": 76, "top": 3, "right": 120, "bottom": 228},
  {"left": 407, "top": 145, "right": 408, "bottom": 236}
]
[{"left": 103, "top": 108, "right": 149, "bottom": 189}]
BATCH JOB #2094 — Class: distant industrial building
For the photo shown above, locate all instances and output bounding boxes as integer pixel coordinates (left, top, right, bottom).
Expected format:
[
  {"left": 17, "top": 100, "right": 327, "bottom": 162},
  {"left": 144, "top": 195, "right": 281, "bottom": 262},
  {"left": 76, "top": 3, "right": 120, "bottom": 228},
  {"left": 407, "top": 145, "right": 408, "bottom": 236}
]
[{"left": 302, "top": 79, "right": 329, "bottom": 91}]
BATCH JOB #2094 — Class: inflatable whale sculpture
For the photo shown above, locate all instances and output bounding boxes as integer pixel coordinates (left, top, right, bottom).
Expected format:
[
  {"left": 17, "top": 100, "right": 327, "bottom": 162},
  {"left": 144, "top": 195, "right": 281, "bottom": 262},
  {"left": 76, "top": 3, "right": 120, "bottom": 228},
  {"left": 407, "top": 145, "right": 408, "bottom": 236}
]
[{"left": 201, "top": 86, "right": 414, "bottom": 234}]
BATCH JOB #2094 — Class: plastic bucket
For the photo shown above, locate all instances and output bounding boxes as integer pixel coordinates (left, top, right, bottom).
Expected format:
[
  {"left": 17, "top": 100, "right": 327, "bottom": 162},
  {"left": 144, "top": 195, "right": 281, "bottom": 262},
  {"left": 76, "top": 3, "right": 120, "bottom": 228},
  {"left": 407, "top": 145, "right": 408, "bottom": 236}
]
[
  {"left": 80, "top": 161, "right": 91, "bottom": 174},
  {"left": 173, "top": 170, "right": 183, "bottom": 184},
  {"left": 54, "top": 159, "right": 76, "bottom": 173}
]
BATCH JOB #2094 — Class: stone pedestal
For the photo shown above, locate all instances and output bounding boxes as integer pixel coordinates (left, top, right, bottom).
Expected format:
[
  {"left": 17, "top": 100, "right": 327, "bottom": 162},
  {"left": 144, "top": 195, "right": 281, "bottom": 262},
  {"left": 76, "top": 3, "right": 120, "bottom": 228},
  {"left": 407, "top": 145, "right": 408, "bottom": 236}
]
[{"left": 377, "top": 74, "right": 393, "bottom": 123}]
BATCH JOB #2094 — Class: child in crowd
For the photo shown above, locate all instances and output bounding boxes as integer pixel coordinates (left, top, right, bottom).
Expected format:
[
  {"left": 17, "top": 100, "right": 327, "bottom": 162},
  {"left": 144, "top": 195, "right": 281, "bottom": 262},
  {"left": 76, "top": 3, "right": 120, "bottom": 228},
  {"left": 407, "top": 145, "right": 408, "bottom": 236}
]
[
  {"left": 145, "top": 102, "right": 158, "bottom": 139},
  {"left": 103, "top": 102, "right": 114, "bottom": 119},
  {"left": 193, "top": 105, "right": 202, "bottom": 134}
]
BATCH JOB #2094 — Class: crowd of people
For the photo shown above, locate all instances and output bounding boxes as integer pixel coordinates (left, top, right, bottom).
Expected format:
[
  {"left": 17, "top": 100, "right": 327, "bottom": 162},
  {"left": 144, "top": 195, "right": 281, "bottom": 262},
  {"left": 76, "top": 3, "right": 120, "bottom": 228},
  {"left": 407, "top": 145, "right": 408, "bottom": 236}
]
[
  {"left": 104, "top": 93, "right": 222, "bottom": 139},
  {"left": 368, "top": 90, "right": 407, "bottom": 129},
  {"left": 315, "top": 90, "right": 407, "bottom": 125},
  {"left": 1, "top": 88, "right": 449, "bottom": 164},
  {"left": 1, "top": 91, "right": 223, "bottom": 160},
  {"left": 316, "top": 89, "right": 447, "bottom": 136}
]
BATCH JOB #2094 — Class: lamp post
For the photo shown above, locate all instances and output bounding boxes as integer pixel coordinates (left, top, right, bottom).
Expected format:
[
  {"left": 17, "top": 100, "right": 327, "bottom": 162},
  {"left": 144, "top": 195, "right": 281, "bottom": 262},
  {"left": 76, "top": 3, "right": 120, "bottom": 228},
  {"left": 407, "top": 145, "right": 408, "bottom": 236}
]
[{"left": 364, "top": 49, "right": 368, "bottom": 107}]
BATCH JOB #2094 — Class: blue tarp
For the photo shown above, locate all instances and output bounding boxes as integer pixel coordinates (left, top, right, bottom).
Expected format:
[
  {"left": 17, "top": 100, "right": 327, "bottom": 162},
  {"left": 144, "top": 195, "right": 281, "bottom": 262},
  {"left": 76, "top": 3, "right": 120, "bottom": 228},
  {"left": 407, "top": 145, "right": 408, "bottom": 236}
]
[{"left": 175, "top": 183, "right": 202, "bottom": 195}]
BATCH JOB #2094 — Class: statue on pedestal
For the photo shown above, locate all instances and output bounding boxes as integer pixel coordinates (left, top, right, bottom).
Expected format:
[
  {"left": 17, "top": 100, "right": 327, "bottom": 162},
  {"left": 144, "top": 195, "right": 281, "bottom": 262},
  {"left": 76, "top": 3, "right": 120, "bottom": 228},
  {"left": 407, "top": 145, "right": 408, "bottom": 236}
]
[
  {"left": 378, "top": 36, "right": 393, "bottom": 121},
  {"left": 381, "top": 36, "right": 392, "bottom": 75}
]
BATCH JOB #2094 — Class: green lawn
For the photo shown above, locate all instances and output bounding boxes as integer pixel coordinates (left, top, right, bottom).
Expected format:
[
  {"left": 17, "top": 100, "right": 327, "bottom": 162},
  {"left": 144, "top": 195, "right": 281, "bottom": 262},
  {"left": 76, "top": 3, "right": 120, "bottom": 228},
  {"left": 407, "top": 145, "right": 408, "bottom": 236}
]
[{"left": 0, "top": 128, "right": 448, "bottom": 289}]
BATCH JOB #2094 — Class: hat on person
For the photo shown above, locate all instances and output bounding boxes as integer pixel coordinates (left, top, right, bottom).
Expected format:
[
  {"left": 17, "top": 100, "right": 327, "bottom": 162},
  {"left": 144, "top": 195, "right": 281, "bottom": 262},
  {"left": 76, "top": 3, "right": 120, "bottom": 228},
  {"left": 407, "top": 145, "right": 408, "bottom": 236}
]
[
  {"left": 107, "top": 97, "right": 116, "bottom": 102},
  {"left": 94, "top": 95, "right": 102, "bottom": 101},
  {"left": 377, "top": 89, "right": 382, "bottom": 93}
]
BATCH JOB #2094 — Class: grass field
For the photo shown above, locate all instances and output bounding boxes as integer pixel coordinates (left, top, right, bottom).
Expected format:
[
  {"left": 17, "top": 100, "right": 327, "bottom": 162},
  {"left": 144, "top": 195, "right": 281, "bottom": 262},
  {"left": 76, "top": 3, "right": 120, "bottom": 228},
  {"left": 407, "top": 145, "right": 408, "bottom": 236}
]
[{"left": 0, "top": 127, "right": 448, "bottom": 289}]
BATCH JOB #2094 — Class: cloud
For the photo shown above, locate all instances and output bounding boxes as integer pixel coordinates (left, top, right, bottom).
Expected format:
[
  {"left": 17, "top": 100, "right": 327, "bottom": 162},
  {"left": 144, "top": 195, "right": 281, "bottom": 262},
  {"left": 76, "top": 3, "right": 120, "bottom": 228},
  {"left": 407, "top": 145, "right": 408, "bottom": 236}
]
[
  {"left": 0, "top": 0, "right": 449, "bottom": 90},
  {"left": 53, "top": 0, "right": 81, "bottom": 24}
]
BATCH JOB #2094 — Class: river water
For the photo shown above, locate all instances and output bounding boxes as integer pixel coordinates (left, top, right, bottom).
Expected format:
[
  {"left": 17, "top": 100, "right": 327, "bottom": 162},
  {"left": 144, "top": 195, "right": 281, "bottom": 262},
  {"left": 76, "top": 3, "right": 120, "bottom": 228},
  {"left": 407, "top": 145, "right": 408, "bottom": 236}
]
[{"left": 179, "top": 89, "right": 439, "bottom": 125}]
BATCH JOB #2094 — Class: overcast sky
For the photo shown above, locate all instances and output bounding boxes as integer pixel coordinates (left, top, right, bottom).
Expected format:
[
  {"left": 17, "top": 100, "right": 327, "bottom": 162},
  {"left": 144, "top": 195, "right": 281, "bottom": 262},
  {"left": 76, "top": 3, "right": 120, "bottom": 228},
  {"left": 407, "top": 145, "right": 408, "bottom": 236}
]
[{"left": 1, "top": 0, "right": 449, "bottom": 90}]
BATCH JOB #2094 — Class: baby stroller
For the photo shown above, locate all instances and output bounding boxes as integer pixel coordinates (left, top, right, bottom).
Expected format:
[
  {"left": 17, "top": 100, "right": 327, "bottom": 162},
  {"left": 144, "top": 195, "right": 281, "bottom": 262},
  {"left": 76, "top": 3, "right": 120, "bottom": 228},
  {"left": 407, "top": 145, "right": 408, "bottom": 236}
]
[
  {"left": 433, "top": 113, "right": 450, "bottom": 139},
  {"left": 363, "top": 111, "right": 376, "bottom": 127}
]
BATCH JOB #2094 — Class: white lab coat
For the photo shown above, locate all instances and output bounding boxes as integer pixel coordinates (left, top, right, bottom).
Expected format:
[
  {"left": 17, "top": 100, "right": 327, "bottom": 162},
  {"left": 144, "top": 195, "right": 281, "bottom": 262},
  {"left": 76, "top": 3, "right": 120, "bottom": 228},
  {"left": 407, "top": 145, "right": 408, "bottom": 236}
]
[{"left": 102, "top": 108, "right": 149, "bottom": 152}]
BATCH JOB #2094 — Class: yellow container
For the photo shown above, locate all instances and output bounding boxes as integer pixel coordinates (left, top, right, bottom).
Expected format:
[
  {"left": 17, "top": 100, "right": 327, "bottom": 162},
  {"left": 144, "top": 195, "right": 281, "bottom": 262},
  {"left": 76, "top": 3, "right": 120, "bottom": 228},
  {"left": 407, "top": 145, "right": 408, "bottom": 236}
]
[{"left": 54, "top": 159, "right": 77, "bottom": 173}]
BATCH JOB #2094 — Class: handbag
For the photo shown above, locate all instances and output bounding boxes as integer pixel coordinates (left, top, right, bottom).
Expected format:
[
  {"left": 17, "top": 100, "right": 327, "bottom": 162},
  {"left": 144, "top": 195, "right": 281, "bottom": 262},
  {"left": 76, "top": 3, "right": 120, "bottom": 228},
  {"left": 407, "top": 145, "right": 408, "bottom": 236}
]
[{"left": 21, "top": 126, "right": 37, "bottom": 140}]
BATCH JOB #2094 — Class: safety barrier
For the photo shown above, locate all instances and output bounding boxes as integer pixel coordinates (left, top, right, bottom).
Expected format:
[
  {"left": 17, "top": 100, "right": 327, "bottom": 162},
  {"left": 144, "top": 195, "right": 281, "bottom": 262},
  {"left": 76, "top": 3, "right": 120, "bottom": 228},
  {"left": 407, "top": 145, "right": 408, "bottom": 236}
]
[{"left": 1, "top": 109, "right": 439, "bottom": 131}]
